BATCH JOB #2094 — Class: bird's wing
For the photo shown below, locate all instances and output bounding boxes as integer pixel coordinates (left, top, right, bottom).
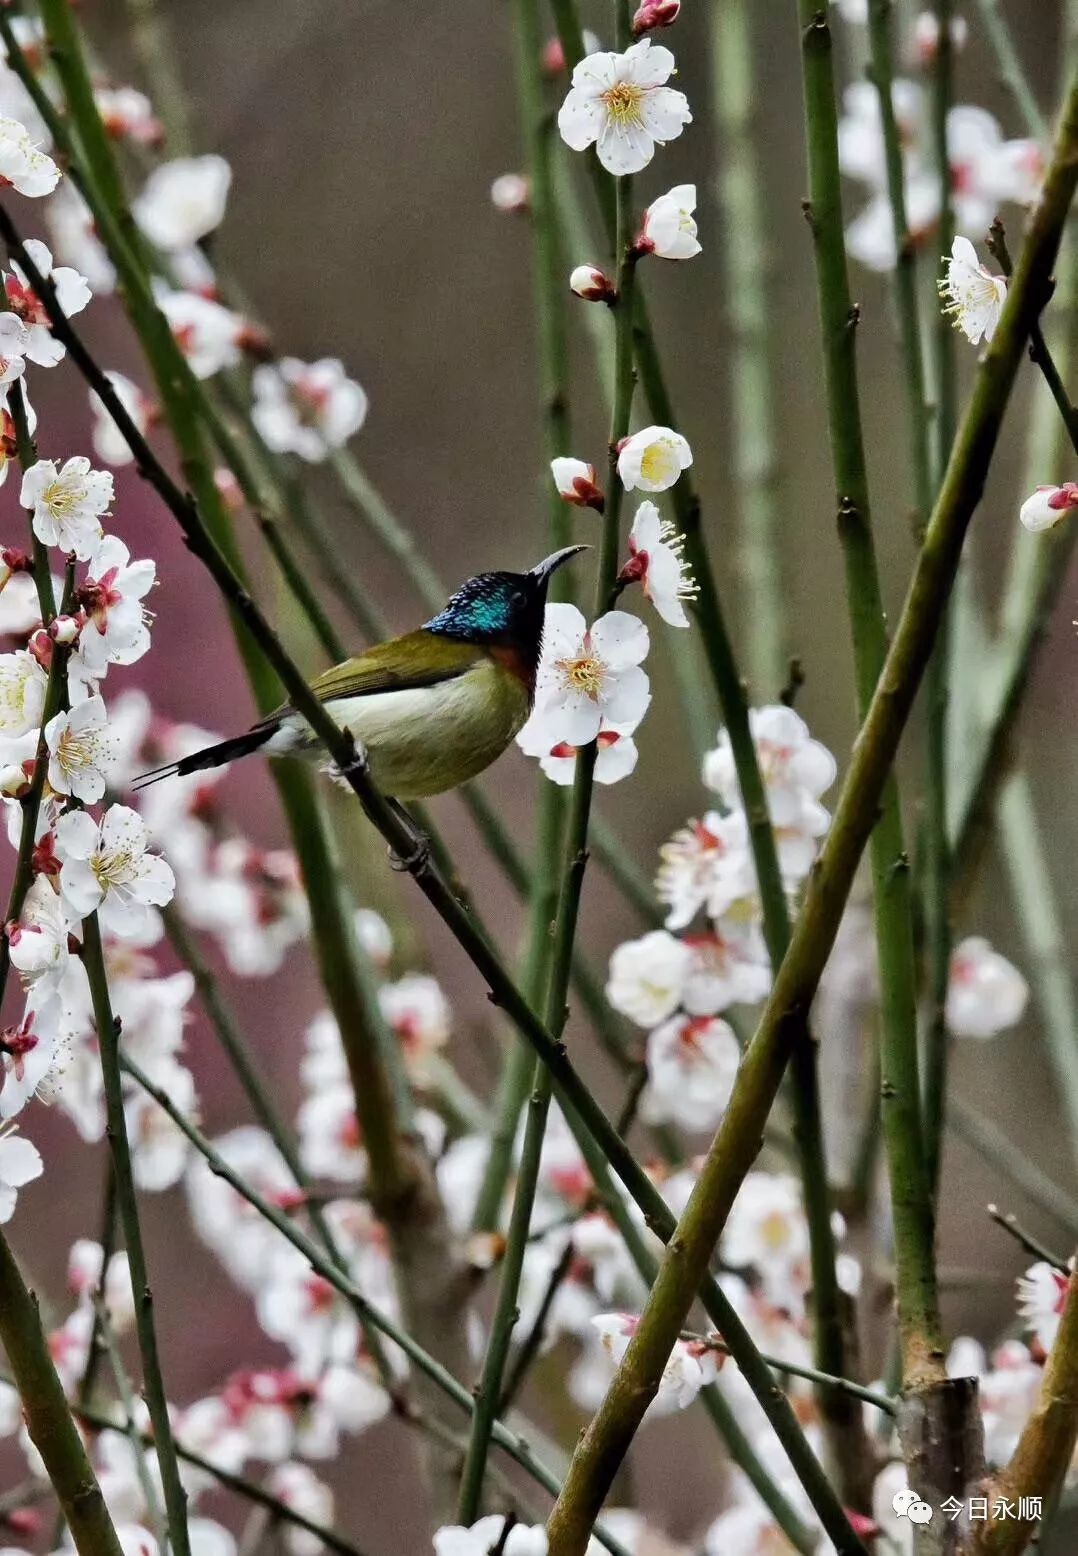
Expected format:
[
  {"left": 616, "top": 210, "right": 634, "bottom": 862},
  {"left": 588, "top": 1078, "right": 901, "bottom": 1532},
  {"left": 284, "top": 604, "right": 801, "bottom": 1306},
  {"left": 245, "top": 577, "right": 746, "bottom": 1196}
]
[{"left": 279, "top": 631, "right": 485, "bottom": 714}]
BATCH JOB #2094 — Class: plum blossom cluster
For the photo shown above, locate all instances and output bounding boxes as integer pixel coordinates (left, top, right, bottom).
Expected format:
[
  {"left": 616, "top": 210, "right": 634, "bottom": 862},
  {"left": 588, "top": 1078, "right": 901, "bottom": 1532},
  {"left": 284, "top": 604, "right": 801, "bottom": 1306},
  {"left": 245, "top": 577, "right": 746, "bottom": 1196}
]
[
  {"left": 836, "top": 69, "right": 1043, "bottom": 272},
  {"left": 605, "top": 708, "right": 835, "bottom": 1136}
]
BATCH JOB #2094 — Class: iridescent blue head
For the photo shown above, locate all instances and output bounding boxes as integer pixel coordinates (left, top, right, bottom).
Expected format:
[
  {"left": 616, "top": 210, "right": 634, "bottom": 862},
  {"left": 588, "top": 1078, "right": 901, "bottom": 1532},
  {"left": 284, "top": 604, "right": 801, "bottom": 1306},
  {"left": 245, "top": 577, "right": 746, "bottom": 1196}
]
[{"left": 425, "top": 547, "right": 587, "bottom": 664}]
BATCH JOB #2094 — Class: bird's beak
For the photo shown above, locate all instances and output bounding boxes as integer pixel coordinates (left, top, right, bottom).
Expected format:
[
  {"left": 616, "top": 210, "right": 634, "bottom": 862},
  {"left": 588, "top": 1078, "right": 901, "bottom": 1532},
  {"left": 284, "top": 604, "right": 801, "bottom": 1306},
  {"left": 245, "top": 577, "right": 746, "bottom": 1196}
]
[{"left": 529, "top": 545, "right": 589, "bottom": 585}]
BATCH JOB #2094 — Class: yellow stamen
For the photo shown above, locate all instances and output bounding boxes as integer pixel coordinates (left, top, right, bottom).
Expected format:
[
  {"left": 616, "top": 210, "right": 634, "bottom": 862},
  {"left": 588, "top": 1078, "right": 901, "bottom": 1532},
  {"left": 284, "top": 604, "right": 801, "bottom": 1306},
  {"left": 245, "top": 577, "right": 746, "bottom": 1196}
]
[{"left": 601, "top": 82, "right": 644, "bottom": 127}]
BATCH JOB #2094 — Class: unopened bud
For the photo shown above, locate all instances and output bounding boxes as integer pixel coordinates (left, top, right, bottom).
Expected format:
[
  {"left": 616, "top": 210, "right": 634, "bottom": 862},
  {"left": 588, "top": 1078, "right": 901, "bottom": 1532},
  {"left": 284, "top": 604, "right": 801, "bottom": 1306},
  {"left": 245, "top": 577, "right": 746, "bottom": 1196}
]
[
  {"left": 913, "top": 11, "right": 968, "bottom": 66},
  {"left": 465, "top": 1231, "right": 506, "bottom": 1270},
  {"left": 1020, "top": 482, "right": 1078, "bottom": 533},
  {"left": 0, "top": 764, "right": 29, "bottom": 798},
  {"left": 0, "top": 546, "right": 31, "bottom": 591},
  {"left": 632, "top": 0, "right": 680, "bottom": 37},
  {"left": 236, "top": 321, "right": 273, "bottom": 360},
  {"left": 49, "top": 614, "right": 80, "bottom": 646},
  {"left": 3, "top": 1507, "right": 42, "bottom": 1537},
  {"left": 28, "top": 627, "right": 52, "bottom": 671},
  {"left": 490, "top": 172, "right": 530, "bottom": 214},
  {"left": 551, "top": 457, "right": 605, "bottom": 513},
  {"left": 570, "top": 264, "right": 616, "bottom": 303},
  {"left": 541, "top": 36, "right": 569, "bottom": 77}
]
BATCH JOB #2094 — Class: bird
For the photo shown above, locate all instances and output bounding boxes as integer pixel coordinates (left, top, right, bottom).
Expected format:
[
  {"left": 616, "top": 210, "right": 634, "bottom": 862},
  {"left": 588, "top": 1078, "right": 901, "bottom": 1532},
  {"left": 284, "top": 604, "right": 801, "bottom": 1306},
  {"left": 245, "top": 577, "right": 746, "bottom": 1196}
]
[{"left": 133, "top": 545, "right": 587, "bottom": 801}]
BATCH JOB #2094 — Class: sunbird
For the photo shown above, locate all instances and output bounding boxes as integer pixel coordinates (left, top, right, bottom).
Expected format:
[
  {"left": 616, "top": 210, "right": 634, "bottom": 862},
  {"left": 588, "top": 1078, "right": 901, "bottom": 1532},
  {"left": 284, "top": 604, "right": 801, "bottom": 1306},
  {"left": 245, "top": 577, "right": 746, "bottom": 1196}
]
[{"left": 134, "top": 546, "right": 586, "bottom": 799}]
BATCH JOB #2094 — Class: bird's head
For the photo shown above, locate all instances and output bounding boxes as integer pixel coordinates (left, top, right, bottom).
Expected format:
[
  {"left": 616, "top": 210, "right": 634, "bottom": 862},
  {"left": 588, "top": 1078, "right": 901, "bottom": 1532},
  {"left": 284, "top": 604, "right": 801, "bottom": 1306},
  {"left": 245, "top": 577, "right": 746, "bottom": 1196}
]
[{"left": 424, "top": 546, "right": 587, "bottom": 667}]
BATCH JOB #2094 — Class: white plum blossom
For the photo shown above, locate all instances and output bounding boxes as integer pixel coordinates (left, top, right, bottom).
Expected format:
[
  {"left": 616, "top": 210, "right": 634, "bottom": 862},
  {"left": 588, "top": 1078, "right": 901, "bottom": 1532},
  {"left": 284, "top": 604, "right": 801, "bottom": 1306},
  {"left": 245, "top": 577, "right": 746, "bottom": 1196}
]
[
  {"left": 56, "top": 804, "right": 175, "bottom": 938},
  {"left": 946, "top": 936, "right": 1029, "bottom": 1039},
  {"left": 623, "top": 500, "right": 696, "bottom": 626},
  {"left": 558, "top": 40, "right": 691, "bottom": 176},
  {"left": 45, "top": 183, "right": 116, "bottom": 294},
  {"left": 722, "top": 1172, "right": 810, "bottom": 1287},
  {"left": 434, "top": 1519, "right": 548, "bottom": 1556},
  {"left": 592, "top": 1313, "right": 719, "bottom": 1415},
  {"left": 639, "top": 184, "right": 700, "bottom": 260},
  {"left": 529, "top": 603, "right": 650, "bottom": 746},
  {"left": 4, "top": 238, "right": 91, "bottom": 367},
  {"left": 0, "top": 1000, "right": 65, "bottom": 1119},
  {"left": 617, "top": 425, "right": 693, "bottom": 492},
  {"left": 133, "top": 154, "right": 232, "bottom": 250},
  {"left": 7, "top": 875, "right": 76, "bottom": 998},
  {"left": 94, "top": 86, "right": 163, "bottom": 146},
  {"left": 551, "top": 456, "right": 604, "bottom": 509},
  {"left": 605, "top": 929, "right": 691, "bottom": 1028},
  {"left": 46, "top": 696, "right": 118, "bottom": 803},
  {"left": 1016, "top": 1261, "right": 1071, "bottom": 1352},
  {"left": 490, "top": 171, "right": 529, "bottom": 212},
  {"left": 298, "top": 1081, "right": 367, "bottom": 1185},
  {"left": 683, "top": 920, "right": 772, "bottom": 1013},
  {"left": 266, "top": 1462, "right": 334, "bottom": 1556},
  {"left": 379, "top": 973, "right": 451, "bottom": 1083},
  {"left": 641, "top": 1014, "right": 741, "bottom": 1131},
  {"left": 20, "top": 456, "right": 113, "bottom": 560},
  {"left": 73, "top": 534, "right": 156, "bottom": 675},
  {"left": 913, "top": 10, "right": 969, "bottom": 65},
  {"left": 939, "top": 236, "right": 1007, "bottom": 345},
  {"left": 156, "top": 287, "right": 246, "bottom": 379},
  {"left": 88, "top": 372, "right": 151, "bottom": 467},
  {"left": 0, "top": 311, "right": 29, "bottom": 385},
  {"left": 0, "top": 1123, "right": 42, "bottom": 1221},
  {"left": 0, "top": 114, "right": 60, "bottom": 197},
  {"left": 517, "top": 709, "right": 639, "bottom": 786},
  {"left": 0, "top": 649, "right": 47, "bottom": 742},
  {"left": 251, "top": 358, "right": 368, "bottom": 462},
  {"left": 655, "top": 809, "right": 756, "bottom": 931},
  {"left": 704, "top": 705, "right": 837, "bottom": 870},
  {"left": 1019, "top": 482, "right": 1078, "bottom": 533}
]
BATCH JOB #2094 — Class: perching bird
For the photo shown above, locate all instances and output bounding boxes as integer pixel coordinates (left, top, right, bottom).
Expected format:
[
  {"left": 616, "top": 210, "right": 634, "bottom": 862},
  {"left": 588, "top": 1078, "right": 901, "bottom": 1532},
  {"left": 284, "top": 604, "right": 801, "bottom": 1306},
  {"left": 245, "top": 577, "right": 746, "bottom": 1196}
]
[{"left": 133, "top": 546, "right": 586, "bottom": 799}]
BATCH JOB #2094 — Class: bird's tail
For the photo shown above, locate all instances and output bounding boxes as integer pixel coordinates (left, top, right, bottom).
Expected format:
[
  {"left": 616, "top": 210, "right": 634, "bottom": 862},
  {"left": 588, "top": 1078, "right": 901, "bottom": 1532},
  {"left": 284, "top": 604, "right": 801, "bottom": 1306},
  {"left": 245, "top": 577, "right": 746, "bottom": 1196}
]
[{"left": 132, "top": 721, "right": 281, "bottom": 791}]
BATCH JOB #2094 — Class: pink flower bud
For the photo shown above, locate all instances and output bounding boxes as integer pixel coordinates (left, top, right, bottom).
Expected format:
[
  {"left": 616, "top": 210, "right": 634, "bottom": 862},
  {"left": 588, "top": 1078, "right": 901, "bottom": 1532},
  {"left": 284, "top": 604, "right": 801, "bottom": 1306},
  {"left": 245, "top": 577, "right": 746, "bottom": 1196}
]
[
  {"left": 1019, "top": 482, "right": 1078, "bottom": 533},
  {"left": 632, "top": 0, "right": 681, "bottom": 37},
  {"left": 541, "top": 36, "right": 569, "bottom": 77},
  {"left": 550, "top": 457, "right": 605, "bottom": 512},
  {"left": 28, "top": 627, "right": 52, "bottom": 671},
  {"left": 569, "top": 264, "right": 616, "bottom": 303}
]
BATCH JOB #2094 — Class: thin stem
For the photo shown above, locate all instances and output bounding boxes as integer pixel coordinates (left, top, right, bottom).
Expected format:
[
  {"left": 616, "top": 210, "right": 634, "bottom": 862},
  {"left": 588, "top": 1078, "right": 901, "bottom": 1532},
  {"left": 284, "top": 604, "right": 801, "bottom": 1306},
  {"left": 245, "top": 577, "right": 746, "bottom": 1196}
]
[
  {"left": 0, "top": 1233, "right": 123, "bottom": 1556},
  {"left": 970, "top": 0, "right": 1049, "bottom": 140},
  {"left": 798, "top": 0, "right": 942, "bottom": 1390},
  {"left": 542, "top": 75, "right": 1078, "bottom": 1553},
  {"left": 987, "top": 1204, "right": 1070, "bottom": 1272},
  {"left": 81, "top": 913, "right": 192, "bottom": 1556},
  {"left": 91, "top": 1295, "right": 166, "bottom": 1543},
  {"left": 711, "top": 0, "right": 787, "bottom": 695},
  {"left": 948, "top": 1097, "right": 1078, "bottom": 1242}
]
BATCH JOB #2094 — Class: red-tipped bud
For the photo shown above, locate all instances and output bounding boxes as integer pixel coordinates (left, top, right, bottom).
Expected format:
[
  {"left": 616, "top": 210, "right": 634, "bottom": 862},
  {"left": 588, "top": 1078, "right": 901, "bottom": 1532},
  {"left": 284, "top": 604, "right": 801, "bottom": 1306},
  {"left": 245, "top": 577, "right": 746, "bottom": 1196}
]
[
  {"left": 632, "top": 0, "right": 680, "bottom": 37},
  {"left": 4, "top": 1507, "right": 43, "bottom": 1537},
  {"left": 28, "top": 627, "right": 52, "bottom": 672},
  {"left": 49, "top": 614, "right": 80, "bottom": 646},
  {"left": 570, "top": 264, "right": 617, "bottom": 304},
  {"left": 550, "top": 458, "right": 605, "bottom": 513},
  {"left": 913, "top": 11, "right": 968, "bottom": 67},
  {"left": 541, "top": 36, "right": 569, "bottom": 77},
  {"left": 236, "top": 320, "right": 273, "bottom": 360}
]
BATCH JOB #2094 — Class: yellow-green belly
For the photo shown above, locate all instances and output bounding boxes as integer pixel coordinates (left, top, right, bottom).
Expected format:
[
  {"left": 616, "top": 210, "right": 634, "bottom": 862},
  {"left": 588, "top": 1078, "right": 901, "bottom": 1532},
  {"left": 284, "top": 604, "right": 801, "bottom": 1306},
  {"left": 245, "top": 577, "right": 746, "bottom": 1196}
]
[{"left": 282, "top": 658, "right": 531, "bottom": 799}]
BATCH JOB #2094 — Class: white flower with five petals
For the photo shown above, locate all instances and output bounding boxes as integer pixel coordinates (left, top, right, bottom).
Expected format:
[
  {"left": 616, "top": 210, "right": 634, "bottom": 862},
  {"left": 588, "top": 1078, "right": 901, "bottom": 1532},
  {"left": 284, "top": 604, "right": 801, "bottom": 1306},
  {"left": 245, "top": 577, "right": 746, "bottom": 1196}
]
[
  {"left": 640, "top": 183, "right": 701, "bottom": 259},
  {"left": 605, "top": 929, "right": 691, "bottom": 1028},
  {"left": 46, "top": 695, "right": 119, "bottom": 803},
  {"left": 938, "top": 235, "right": 1007, "bottom": 345},
  {"left": 617, "top": 425, "right": 693, "bottom": 492},
  {"left": 530, "top": 603, "right": 650, "bottom": 746},
  {"left": 641, "top": 1013, "right": 741, "bottom": 1132},
  {"left": 73, "top": 534, "right": 156, "bottom": 675},
  {"left": 557, "top": 40, "right": 691, "bottom": 176},
  {"left": 56, "top": 804, "right": 175, "bottom": 939},
  {"left": 133, "top": 154, "right": 231, "bottom": 250},
  {"left": 655, "top": 809, "right": 756, "bottom": 930},
  {"left": 0, "top": 114, "right": 60, "bottom": 197},
  {"left": 251, "top": 358, "right": 368, "bottom": 463},
  {"left": 20, "top": 456, "right": 113, "bottom": 559},
  {"left": 7, "top": 875, "right": 76, "bottom": 998}
]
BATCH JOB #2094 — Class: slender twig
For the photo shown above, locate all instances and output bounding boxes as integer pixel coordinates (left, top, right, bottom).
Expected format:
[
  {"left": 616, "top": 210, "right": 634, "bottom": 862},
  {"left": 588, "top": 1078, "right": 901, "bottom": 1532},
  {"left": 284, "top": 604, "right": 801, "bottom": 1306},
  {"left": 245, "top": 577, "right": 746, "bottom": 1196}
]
[
  {"left": 970, "top": 0, "right": 1049, "bottom": 140},
  {"left": 691, "top": 1335, "right": 896, "bottom": 1416},
  {"left": 542, "top": 75, "right": 1078, "bottom": 1554},
  {"left": 711, "top": 0, "right": 787, "bottom": 695},
  {"left": 81, "top": 914, "right": 192, "bottom": 1556},
  {"left": 0, "top": 1234, "right": 123, "bottom": 1556},
  {"left": 91, "top": 1295, "right": 166, "bottom": 1542},
  {"left": 948, "top": 1096, "right": 1078, "bottom": 1241},
  {"left": 921, "top": 0, "right": 957, "bottom": 1205},
  {"left": 800, "top": 0, "right": 944, "bottom": 1393},
  {"left": 971, "top": 1268, "right": 1078, "bottom": 1554},
  {"left": 987, "top": 1205, "right": 1071, "bottom": 1272}
]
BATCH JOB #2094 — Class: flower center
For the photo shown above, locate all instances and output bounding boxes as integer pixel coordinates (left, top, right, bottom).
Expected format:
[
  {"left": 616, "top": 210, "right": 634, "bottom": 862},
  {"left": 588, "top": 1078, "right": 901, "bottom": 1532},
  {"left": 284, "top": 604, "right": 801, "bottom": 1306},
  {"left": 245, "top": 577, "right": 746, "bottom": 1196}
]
[
  {"left": 639, "top": 442, "right": 674, "bottom": 484},
  {"left": 558, "top": 653, "right": 605, "bottom": 698},
  {"left": 43, "top": 479, "right": 84, "bottom": 517},
  {"left": 92, "top": 847, "right": 137, "bottom": 890},
  {"left": 601, "top": 81, "right": 644, "bottom": 126}
]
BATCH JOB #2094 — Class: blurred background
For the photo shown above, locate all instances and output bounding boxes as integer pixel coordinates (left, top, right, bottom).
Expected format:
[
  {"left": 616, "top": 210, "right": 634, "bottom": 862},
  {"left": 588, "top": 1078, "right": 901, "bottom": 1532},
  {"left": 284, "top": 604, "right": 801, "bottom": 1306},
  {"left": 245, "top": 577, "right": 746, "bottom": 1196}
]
[{"left": 3, "top": 0, "right": 1075, "bottom": 1548}]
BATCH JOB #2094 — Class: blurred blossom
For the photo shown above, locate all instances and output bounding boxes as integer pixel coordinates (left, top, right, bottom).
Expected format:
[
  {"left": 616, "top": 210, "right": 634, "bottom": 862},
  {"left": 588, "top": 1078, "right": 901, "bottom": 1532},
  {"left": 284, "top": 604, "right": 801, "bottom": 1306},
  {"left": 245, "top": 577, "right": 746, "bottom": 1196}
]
[
  {"left": 133, "top": 154, "right": 232, "bottom": 250},
  {"left": 251, "top": 357, "right": 368, "bottom": 462},
  {"left": 606, "top": 929, "right": 691, "bottom": 1027},
  {"left": 4, "top": 236, "right": 91, "bottom": 367},
  {"left": 89, "top": 371, "right": 151, "bottom": 466},
  {"left": 946, "top": 936, "right": 1029, "bottom": 1039},
  {"left": 641, "top": 1013, "right": 741, "bottom": 1132},
  {"left": 1016, "top": 1261, "right": 1071, "bottom": 1352}
]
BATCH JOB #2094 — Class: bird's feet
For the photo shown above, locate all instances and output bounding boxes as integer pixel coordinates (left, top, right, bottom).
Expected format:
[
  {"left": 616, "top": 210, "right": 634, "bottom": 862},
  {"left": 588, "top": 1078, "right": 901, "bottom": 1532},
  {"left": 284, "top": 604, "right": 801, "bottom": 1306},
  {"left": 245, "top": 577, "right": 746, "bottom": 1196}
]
[
  {"left": 324, "top": 738, "right": 371, "bottom": 790},
  {"left": 385, "top": 798, "right": 431, "bottom": 875}
]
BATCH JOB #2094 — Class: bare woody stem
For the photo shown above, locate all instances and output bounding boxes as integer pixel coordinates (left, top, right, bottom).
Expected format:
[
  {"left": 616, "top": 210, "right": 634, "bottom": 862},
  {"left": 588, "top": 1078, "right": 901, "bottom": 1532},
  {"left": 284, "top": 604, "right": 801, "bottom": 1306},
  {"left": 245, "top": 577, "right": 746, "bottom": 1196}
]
[
  {"left": 80, "top": 914, "right": 192, "bottom": 1556},
  {"left": 543, "top": 69, "right": 1078, "bottom": 1556},
  {"left": 970, "top": 1269, "right": 1078, "bottom": 1555},
  {"left": 0, "top": 1232, "right": 123, "bottom": 1556},
  {"left": 798, "top": 0, "right": 944, "bottom": 1390}
]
